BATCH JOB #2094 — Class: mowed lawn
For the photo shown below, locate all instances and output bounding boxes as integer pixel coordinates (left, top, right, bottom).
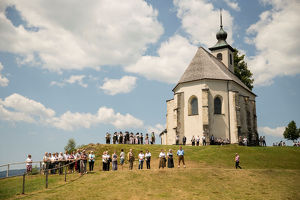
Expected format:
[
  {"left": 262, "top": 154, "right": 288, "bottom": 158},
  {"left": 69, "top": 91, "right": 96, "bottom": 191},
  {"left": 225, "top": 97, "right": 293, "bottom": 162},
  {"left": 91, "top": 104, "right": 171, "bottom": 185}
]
[{"left": 1, "top": 144, "right": 300, "bottom": 200}]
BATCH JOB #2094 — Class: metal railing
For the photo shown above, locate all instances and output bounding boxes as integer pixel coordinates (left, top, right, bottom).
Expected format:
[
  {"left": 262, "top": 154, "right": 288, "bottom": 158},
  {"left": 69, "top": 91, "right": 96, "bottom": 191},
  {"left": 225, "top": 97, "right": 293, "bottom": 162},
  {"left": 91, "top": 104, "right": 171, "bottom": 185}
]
[
  {"left": 0, "top": 160, "right": 83, "bottom": 195},
  {"left": 0, "top": 161, "right": 43, "bottom": 178}
]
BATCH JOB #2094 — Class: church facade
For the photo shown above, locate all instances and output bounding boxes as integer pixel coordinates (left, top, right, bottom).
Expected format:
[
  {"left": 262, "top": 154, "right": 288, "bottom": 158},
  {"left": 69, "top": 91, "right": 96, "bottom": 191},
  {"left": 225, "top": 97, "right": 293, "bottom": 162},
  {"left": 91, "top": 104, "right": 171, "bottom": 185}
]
[{"left": 161, "top": 19, "right": 258, "bottom": 146}]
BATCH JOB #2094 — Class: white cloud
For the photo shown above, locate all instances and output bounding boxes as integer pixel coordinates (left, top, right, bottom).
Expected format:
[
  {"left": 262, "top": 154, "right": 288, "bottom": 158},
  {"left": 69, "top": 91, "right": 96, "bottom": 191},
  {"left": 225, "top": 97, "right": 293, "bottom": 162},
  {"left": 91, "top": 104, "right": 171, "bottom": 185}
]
[
  {"left": 258, "top": 126, "right": 285, "bottom": 137},
  {"left": 125, "top": 35, "right": 197, "bottom": 84},
  {"left": 246, "top": 0, "right": 300, "bottom": 86},
  {"left": 147, "top": 123, "right": 165, "bottom": 134},
  {"left": 0, "top": 62, "right": 9, "bottom": 87},
  {"left": 224, "top": 0, "right": 240, "bottom": 11},
  {"left": 51, "top": 75, "right": 88, "bottom": 88},
  {"left": 100, "top": 76, "right": 137, "bottom": 95},
  {"left": 173, "top": 0, "right": 234, "bottom": 46},
  {"left": 0, "top": 93, "right": 55, "bottom": 120},
  {"left": 0, "top": 0, "right": 163, "bottom": 72},
  {"left": 0, "top": 93, "right": 144, "bottom": 131}
]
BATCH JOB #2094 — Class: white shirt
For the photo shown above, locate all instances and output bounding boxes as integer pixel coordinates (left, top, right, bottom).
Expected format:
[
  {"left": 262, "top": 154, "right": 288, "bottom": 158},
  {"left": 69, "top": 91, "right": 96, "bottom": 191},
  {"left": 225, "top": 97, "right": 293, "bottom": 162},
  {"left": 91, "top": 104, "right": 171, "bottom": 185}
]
[
  {"left": 120, "top": 152, "right": 125, "bottom": 159},
  {"left": 145, "top": 152, "right": 151, "bottom": 158},
  {"left": 26, "top": 158, "right": 32, "bottom": 166},
  {"left": 159, "top": 152, "right": 166, "bottom": 158},
  {"left": 138, "top": 153, "right": 145, "bottom": 161},
  {"left": 63, "top": 154, "right": 69, "bottom": 160},
  {"left": 58, "top": 154, "right": 64, "bottom": 161}
]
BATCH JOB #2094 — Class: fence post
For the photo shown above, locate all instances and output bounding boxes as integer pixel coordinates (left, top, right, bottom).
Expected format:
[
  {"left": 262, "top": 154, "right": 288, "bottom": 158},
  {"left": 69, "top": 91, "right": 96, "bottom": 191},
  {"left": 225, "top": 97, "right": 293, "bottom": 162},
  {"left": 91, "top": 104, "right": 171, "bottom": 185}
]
[
  {"left": 64, "top": 166, "right": 67, "bottom": 182},
  {"left": 6, "top": 164, "right": 9, "bottom": 177},
  {"left": 45, "top": 171, "right": 48, "bottom": 189},
  {"left": 39, "top": 162, "right": 42, "bottom": 174},
  {"left": 22, "top": 173, "right": 25, "bottom": 194}
]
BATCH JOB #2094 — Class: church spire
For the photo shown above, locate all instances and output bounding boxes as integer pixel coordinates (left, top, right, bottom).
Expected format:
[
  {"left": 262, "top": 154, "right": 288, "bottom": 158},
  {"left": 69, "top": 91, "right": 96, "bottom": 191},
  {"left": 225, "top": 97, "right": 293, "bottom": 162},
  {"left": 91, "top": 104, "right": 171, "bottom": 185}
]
[
  {"left": 209, "top": 9, "right": 233, "bottom": 51},
  {"left": 220, "top": 8, "right": 223, "bottom": 28}
]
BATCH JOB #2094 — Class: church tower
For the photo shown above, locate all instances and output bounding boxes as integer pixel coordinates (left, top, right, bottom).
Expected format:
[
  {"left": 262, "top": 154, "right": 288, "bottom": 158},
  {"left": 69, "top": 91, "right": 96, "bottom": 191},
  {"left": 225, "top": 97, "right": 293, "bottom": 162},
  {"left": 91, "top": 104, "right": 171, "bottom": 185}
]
[{"left": 209, "top": 10, "right": 234, "bottom": 72}]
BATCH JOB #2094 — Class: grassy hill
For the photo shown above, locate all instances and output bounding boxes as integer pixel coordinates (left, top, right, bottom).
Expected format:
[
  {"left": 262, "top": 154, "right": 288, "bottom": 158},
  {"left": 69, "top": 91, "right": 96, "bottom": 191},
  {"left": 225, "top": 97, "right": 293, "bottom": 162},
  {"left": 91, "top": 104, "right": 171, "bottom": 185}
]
[{"left": 1, "top": 144, "right": 300, "bottom": 200}]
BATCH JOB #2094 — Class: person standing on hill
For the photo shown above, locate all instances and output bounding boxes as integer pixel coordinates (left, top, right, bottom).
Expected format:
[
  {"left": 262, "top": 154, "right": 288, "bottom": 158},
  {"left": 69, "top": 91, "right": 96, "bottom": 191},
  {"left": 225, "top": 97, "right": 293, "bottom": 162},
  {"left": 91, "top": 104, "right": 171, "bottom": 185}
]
[
  {"left": 88, "top": 151, "right": 95, "bottom": 171},
  {"left": 102, "top": 151, "right": 108, "bottom": 171},
  {"left": 182, "top": 136, "right": 186, "bottom": 145},
  {"left": 196, "top": 135, "right": 200, "bottom": 146},
  {"left": 167, "top": 149, "right": 174, "bottom": 168},
  {"left": 202, "top": 134, "right": 206, "bottom": 146},
  {"left": 177, "top": 146, "right": 186, "bottom": 168},
  {"left": 128, "top": 149, "right": 135, "bottom": 170},
  {"left": 145, "top": 150, "right": 151, "bottom": 169},
  {"left": 159, "top": 149, "right": 166, "bottom": 169},
  {"left": 138, "top": 151, "right": 145, "bottom": 169},
  {"left": 235, "top": 153, "right": 242, "bottom": 169},
  {"left": 120, "top": 149, "right": 125, "bottom": 170},
  {"left": 26, "top": 154, "right": 33, "bottom": 174},
  {"left": 112, "top": 151, "right": 118, "bottom": 171},
  {"left": 191, "top": 136, "right": 196, "bottom": 146}
]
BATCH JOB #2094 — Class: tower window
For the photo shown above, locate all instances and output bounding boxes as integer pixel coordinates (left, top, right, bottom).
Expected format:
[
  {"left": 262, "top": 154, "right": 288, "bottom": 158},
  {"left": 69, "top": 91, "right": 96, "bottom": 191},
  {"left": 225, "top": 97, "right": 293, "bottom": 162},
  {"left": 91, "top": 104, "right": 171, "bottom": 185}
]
[
  {"left": 230, "top": 54, "right": 232, "bottom": 65},
  {"left": 217, "top": 53, "right": 222, "bottom": 61},
  {"left": 188, "top": 96, "right": 198, "bottom": 115},
  {"left": 214, "top": 96, "right": 222, "bottom": 114}
]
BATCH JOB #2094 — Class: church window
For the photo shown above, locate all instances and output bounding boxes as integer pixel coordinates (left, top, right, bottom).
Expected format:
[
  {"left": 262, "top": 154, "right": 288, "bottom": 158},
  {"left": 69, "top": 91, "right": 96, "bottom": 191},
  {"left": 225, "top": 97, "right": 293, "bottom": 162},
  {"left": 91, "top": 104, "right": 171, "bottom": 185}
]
[
  {"left": 230, "top": 54, "right": 232, "bottom": 65},
  {"left": 214, "top": 96, "right": 222, "bottom": 114},
  {"left": 189, "top": 96, "right": 198, "bottom": 115},
  {"left": 217, "top": 53, "right": 222, "bottom": 61}
]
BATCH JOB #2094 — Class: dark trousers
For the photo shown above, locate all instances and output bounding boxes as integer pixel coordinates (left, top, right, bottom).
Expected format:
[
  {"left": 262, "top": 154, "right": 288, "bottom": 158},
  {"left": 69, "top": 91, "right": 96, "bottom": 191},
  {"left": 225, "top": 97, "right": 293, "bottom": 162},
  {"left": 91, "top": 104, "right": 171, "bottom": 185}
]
[
  {"left": 59, "top": 161, "right": 64, "bottom": 175},
  {"left": 77, "top": 160, "right": 81, "bottom": 173},
  {"left": 196, "top": 141, "right": 199, "bottom": 146},
  {"left": 203, "top": 140, "right": 206, "bottom": 146},
  {"left": 146, "top": 159, "right": 151, "bottom": 169},
  {"left": 138, "top": 160, "right": 144, "bottom": 169},
  {"left": 235, "top": 161, "right": 242, "bottom": 169},
  {"left": 89, "top": 161, "right": 94, "bottom": 171}
]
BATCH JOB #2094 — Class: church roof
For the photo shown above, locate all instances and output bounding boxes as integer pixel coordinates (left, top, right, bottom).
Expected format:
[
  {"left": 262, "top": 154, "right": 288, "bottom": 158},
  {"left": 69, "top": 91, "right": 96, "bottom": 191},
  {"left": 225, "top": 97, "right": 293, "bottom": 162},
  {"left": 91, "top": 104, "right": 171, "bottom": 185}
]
[{"left": 173, "top": 47, "right": 255, "bottom": 95}]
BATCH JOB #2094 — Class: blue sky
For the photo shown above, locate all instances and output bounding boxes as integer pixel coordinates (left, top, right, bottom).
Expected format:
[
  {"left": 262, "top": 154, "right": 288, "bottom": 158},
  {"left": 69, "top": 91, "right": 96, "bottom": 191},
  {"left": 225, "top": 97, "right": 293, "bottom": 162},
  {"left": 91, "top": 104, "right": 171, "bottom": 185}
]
[{"left": 0, "top": 0, "right": 299, "bottom": 165}]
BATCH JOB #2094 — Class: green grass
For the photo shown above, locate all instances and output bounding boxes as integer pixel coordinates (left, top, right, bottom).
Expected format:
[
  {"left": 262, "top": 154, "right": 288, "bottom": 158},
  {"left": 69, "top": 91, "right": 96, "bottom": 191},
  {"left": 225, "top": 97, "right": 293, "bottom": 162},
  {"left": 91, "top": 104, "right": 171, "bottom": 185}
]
[{"left": 1, "top": 144, "right": 299, "bottom": 200}]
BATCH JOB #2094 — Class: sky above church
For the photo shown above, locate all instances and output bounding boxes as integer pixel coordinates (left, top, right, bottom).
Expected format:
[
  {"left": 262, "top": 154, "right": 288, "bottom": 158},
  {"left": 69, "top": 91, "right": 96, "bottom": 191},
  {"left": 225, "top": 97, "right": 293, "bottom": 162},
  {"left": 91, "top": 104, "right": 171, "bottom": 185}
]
[{"left": 0, "top": 0, "right": 299, "bottom": 165}]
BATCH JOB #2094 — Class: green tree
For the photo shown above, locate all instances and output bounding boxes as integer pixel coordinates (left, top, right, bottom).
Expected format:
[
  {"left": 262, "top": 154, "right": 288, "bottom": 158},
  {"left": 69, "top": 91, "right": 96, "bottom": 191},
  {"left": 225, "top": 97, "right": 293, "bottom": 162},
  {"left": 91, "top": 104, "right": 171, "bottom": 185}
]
[
  {"left": 64, "top": 138, "right": 76, "bottom": 153},
  {"left": 283, "top": 121, "right": 300, "bottom": 141},
  {"left": 234, "top": 49, "right": 254, "bottom": 90}
]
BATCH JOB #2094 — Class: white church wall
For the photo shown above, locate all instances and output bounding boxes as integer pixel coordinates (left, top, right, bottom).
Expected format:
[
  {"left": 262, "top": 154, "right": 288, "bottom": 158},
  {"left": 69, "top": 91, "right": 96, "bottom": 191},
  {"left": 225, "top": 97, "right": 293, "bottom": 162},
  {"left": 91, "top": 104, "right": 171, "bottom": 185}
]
[
  {"left": 175, "top": 81, "right": 203, "bottom": 145},
  {"left": 166, "top": 99, "right": 176, "bottom": 145},
  {"left": 206, "top": 79, "right": 230, "bottom": 141}
]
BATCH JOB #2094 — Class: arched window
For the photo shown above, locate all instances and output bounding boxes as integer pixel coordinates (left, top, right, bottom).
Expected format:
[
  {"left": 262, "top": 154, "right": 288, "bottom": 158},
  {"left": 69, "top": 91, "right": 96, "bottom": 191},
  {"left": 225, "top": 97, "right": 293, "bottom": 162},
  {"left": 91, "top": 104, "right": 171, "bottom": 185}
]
[
  {"left": 217, "top": 53, "right": 222, "bottom": 61},
  {"left": 189, "top": 96, "right": 198, "bottom": 115},
  {"left": 214, "top": 96, "right": 222, "bottom": 114},
  {"left": 230, "top": 54, "right": 232, "bottom": 65}
]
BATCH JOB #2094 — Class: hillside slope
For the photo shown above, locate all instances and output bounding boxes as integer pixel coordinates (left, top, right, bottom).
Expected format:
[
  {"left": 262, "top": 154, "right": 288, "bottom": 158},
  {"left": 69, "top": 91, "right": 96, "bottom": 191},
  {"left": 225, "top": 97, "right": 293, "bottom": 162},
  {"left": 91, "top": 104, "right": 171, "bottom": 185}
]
[{"left": 1, "top": 144, "right": 299, "bottom": 200}]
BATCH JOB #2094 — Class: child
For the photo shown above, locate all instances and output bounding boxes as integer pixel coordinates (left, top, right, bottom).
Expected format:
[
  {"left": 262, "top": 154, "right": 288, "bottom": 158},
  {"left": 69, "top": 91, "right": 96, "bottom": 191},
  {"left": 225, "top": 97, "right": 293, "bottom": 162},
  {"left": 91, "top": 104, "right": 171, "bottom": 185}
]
[{"left": 26, "top": 154, "right": 33, "bottom": 174}]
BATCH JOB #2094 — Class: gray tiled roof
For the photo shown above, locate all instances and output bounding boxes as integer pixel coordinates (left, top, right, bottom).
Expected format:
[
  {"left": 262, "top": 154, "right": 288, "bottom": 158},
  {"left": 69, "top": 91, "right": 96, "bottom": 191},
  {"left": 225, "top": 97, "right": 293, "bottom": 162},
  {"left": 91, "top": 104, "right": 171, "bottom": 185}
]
[{"left": 175, "top": 47, "right": 254, "bottom": 94}]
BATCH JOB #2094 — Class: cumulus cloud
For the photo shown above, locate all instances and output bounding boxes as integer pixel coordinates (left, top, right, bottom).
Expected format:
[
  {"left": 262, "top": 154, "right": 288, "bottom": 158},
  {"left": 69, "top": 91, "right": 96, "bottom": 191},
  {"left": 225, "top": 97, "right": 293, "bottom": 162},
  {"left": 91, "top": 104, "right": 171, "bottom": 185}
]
[
  {"left": 258, "top": 126, "right": 285, "bottom": 137},
  {"left": 0, "top": 93, "right": 144, "bottom": 131},
  {"left": 224, "top": 0, "right": 240, "bottom": 11},
  {"left": 147, "top": 123, "right": 165, "bottom": 134},
  {"left": 0, "top": 62, "right": 9, "bottom": 87},
  {"left": 125, "top": 35, "right": 197, "bottom": 84},
  {"left": 246, "top": 0, "right": 300, "bottom": 86},
  {"left": 0, "top": 0, "right": 163, "bottom": 72},
  {"left": 100, "top": 76, "right": 137, "bottom": 95},
  {"left": 173, "top": 0, "right": 234, "bottom": 46},
  {"left": 51, "top": 75, "right": 88, "bottom": 88}
]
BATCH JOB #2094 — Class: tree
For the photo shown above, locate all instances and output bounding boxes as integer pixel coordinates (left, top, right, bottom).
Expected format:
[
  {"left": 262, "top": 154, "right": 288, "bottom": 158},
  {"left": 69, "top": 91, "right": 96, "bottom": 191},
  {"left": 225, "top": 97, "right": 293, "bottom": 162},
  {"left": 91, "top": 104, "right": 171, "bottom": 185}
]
[
  {"left": 283, "top": 121, "right": 300, "bottom": 141},
  {"left": 64, "top": 138, "right": 76, "bottom": 153},
  {"left": 234, "top": 49, "right": 254, "bottom": 90}
]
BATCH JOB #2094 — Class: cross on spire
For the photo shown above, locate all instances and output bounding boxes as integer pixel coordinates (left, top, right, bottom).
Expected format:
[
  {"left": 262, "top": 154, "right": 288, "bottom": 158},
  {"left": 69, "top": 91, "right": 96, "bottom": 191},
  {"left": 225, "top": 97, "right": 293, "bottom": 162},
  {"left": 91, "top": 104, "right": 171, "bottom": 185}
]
[{"left": 220, "top": 8, "right": 223, "bottom": 28}]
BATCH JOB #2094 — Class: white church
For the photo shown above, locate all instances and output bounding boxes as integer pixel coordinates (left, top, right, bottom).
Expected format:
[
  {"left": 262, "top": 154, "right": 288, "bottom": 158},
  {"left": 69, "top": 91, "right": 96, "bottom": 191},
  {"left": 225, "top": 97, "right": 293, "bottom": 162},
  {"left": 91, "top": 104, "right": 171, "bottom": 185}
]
[{"left": 161, "top": 16, "right": 258, "bottom": 146}]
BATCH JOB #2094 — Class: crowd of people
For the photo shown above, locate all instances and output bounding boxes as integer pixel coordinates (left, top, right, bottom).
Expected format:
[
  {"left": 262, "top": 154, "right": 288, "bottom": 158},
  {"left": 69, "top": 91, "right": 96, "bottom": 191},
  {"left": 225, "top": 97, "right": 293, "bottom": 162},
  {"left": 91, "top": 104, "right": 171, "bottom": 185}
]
[
  {"left": 105, "top": 132, "right": 156, "bottom": 145},
  {"left": 259, "top": 136, "right": 267, "bottom": 146},
  {"left": 273, "top": 141, "right": 286, "bottom": 146},
  {"left": 175, "top": 134, "right": 230, "bottom": 146},
  {"left": 38, "top": 150, "right": 96, "bottom": 175},
  {"left": 101, "top": 146, "right": 186, "bottom": 171},
  {"left": 293, "top": 141, "right": 300, "bottom": 146},
  {"left": 25, "top": 146, "right": 187, "bottom": 174}
]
